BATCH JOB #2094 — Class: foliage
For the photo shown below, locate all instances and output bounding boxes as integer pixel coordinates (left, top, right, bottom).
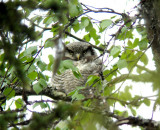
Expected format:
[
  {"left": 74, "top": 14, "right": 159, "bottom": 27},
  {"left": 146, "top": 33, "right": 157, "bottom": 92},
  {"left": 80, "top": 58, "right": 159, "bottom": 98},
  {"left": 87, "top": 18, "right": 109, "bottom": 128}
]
[{"left": 0, "top": 0, "right": 160, "bottom": 129}]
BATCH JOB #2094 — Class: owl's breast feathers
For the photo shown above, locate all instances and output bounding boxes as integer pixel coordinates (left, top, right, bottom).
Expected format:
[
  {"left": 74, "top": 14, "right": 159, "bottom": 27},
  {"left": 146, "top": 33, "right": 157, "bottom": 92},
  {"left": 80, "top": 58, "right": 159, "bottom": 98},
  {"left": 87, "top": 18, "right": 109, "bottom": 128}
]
[
  {"left": 75, "top": 57, "right": 102, "bottom": 74},
  {"left": 52, "top": 57, "right": 102, "bottom": 95}
]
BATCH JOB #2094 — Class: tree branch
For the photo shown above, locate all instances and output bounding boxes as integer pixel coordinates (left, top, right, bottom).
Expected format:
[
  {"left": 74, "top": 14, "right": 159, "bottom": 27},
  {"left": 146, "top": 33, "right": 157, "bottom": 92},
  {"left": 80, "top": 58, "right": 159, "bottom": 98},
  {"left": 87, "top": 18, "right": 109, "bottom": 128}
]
[
  {"left": 64, "top": 31, "right": 105, "bottom": 51},
  {"left": 81, "top": 3, "right": 124, "bottom": 16},
  {"left": 107, "top": 72, "right": 158, "bottom": 86},
  {"left": 81, "top": 106, "right": 160, "bottom": 129},
  {"left": 14, "top": 86, "right": 72, "bottom": 102},
  {"left": 116, "top": 116, "right": 159, "bottom": 129},
  {"left": 3, "top": 86, "right": 160, "bottom": 129},
  {"left": 136, "top": 64, "right": 155, "bottom": 74}
]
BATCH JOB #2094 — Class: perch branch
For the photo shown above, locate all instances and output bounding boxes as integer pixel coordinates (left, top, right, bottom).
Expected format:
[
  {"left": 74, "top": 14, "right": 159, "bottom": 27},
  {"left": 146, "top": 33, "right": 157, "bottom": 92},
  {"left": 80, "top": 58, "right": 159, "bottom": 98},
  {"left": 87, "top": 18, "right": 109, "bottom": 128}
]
[
  {"left": 81, "top": 106, "right": 160, "bottom": 129},
  {"left": 14, "top": 86, "right": 72, "bottom": 102}
]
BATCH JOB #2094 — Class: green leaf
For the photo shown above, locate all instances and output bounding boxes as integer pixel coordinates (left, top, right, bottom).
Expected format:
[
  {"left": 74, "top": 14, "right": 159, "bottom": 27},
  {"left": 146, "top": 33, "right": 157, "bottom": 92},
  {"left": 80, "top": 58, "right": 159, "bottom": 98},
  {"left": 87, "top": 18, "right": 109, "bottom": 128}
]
[
  {"left": 127, "top": 38, "right": 139, "bottom": 49},
  {"left": 121, "top": 49, "right": 135, "bottom": 60},
  {"left": 71, "top": 91, "right": 85, "bottom": 100},
  {"left": 111, "top": 15, "right": 117, "bottom": 19},
  {"left": 37, "top": 61, "right": 47, "bottom": 71},
  {"left": 129, "top": 106, "right": 136, "bottom": 116},
  {"left": 69, "top": 3, "right": 79, "bottom": 17},
  {"left": 100, "top": 19, "right": 112, "bottom": 32},
  {"left": 51, "top": 24, "right": 59, "bottom": 35},
  {"left": 70, "top": 0, "right": 78, "bottom": 4},
  {"left": 85, "top": 22, "right": 93, "bottom": 32},
  {"left": 33, "top": 102, "right": 39, "bottom": 109},
  {"left": 86, "top": 75, "right": 99, "bottom": 86},
  {"left": 73, "top": 20, "right": 80, "bottom": 33},
  {"left": 39, "top": 72, "right": 49, "bottom": 81},
  {"left": 143, "top": 98, "right": 150, "bottom": 106},
  {"left": 72, "top": 70, "right": 82, "bottom": 79},
  {"left": 27, "top": 71, "right": 38, "bottom": 80},
  {"left": 61, "top": 60, "right": 78, "bottom": 72},
  {"left": 127, "top": 40, "right": 132, "bottom": 48},
  {"left": 59, "top": 60, "right": 81, "bottom": 78},
  {"left": 47, "top": 55, "right": 54, "bottom": 71},
  {"left": 44, "top": 38, "right": 55, "bottom": 48},
  {"left": 23, "top": 46, "right": 37, "bottom": 56},
  {"left": 84, "top": 33, "right": 91, "bottom": 42},
  {"left": 136, "top": 25, "right": 147, "bottom": 38},
  {"left": 117, "top": 59, "right": 128, "bottom": 69},
  {"left": 48, "top": 55, "right": 54, "bottom": 63},
  {"left": 133, "top": 38, "right": 139, "bottom": 48},
  {"left": 27, "top": 64, "right": 37, "bottom": 73},
  {"left": 136, "top": 67, "right": 143, "bottom": 74},
  {"left": 127, "top": 60, "right": 137, "bottom": 71},
  {"left": 140, "top": 54, "right": 148, "bottom": 65},
  {"left": 95, "top": 40, "right": 100, "bottom": 45},
  {"left": 80, "top": 17, "right": 90, "bottom": 29},
  {"left": 119, "top": 86, "right": 132, "bottom": 102},
  {"left": 33, "top": 102, "right": 49, "bottom": 109},
  {"left": 31, "top": 16, "right": 43, "bottom": 24},
  {"left": 90, "top": 28, "right": 97, "bottom": 40},
  {"left": 62, "top": 60, "right": 74, "bottom": 69},
  {"left": 138, "top": 38, "right": 148, "bottom": 50},
  {"left": 124, "top": 86, "right": 132, "bottom": 98},
  {"left": 33, "top": 82, "right": 43, "bottom": 94},
  {"left": 15, "top": 98, "right": 23, "bottom": 109},
  {"left": 68, "top": 86, "right": 84, "bottom": 95},
  {"left": 126, "top": 30, "right": 133, "bottom": 39},
  {"left": 103, "top": 70, "right": 115, "bottom": 81},
  {"left": 39, "top": 102, "right": 48, "bottom": 109},
  {"left": 39, "top": 79, "right": 47, "bottom": 88},
  {"left": 114, "top": 110, "right": 128, "bottom": 117},
  {"left": 43, "top": 16, "right": 53, "bottom": 25},
  {"left": 110, "top": 46, "right": 121, "bottom": 57},
  {"left": 27, "top": 46, "right": 37, "bottom": 55},
  {"left": 3, "top": 87, "right": 15, "bottom": 99},
  {"left": 24, "top": 8, "right": 32, "bottom": 17},
  {"left": 68, "top": 87, "right": 85, "bottom": 100},
  {"left": 117, "top": 27, "right": 133, "bottom": 40}
]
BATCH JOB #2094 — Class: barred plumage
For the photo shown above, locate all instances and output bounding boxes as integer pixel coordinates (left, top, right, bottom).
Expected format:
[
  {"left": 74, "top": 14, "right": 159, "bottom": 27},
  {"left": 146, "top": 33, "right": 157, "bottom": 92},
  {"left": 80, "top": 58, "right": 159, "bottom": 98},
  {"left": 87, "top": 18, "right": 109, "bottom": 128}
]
[{"left": 51, "top": 42, "right": 102, "bottom": 96}]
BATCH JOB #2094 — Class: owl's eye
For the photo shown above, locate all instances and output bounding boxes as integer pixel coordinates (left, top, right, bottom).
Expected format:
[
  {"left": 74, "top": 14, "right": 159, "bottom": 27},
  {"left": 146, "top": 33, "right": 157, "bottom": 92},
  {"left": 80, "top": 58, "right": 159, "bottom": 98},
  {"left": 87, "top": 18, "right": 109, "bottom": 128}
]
[
  {"left": 68, "top": 49, "right": 74, "bottom": 55},
  {"left": 83, "top": 50, "right": 87, "bottom": 54}
]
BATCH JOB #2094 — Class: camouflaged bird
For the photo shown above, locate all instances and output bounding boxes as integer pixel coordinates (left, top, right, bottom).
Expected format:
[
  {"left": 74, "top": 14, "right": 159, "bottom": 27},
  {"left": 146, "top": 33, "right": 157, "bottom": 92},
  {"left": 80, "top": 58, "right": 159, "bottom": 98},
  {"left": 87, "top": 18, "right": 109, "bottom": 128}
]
[{"left": 51, "top": 42, "right": 102, "bottom": 96}]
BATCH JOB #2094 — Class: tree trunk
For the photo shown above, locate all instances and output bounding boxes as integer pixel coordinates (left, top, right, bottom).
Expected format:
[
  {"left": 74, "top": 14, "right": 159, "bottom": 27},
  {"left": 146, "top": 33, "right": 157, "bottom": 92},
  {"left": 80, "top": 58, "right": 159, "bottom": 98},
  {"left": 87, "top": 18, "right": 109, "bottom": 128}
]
[{"left": 141, "top": 0, "right": 160, "bottom": 72}]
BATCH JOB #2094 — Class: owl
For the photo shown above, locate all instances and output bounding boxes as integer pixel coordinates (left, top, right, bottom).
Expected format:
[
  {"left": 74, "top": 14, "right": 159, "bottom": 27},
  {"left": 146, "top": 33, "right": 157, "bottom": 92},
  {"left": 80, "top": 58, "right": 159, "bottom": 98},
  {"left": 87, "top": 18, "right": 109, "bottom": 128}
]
[{"left": 51, "top": 42, "right": 102, "bottom": 97}]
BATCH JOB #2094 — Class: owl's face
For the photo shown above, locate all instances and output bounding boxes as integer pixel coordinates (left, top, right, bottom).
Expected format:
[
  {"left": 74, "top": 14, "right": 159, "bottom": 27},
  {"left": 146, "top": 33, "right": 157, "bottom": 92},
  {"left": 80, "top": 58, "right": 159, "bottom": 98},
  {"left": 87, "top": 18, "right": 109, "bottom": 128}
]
[{"left": 64, "top": 42, "right": 96, "bottom": 61}]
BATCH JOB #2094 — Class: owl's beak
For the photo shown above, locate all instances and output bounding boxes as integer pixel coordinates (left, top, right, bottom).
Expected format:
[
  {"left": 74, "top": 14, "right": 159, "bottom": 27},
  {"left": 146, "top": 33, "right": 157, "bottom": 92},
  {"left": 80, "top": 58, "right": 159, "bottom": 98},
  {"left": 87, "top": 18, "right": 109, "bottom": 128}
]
[{"left": 76, "top": 53, "right": 80, "bottom": 60}]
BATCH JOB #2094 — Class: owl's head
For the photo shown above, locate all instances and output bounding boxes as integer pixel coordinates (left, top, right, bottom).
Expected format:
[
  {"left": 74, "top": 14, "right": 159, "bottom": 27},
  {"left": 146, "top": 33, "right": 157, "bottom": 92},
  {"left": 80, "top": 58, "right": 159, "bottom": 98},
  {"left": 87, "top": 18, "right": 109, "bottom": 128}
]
[{"left": 64, "top": 42, "right": 96, "bottom": 61}]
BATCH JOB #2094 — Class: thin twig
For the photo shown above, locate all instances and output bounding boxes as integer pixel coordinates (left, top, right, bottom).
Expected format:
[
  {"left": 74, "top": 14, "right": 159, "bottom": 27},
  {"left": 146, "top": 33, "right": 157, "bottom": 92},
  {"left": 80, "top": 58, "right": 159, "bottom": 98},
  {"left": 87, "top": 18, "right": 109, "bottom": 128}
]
[
  {"left": 0, "top": 65, "right": 10, "bottom": 89},
  {"left": 81, "top": 3, "right": 124, "bottom": 16},
  {"left": 64, "top": 31, "right": 104, "bottom": 51},
  {"left": 109, "top": 35, "right": 154, "bottom": 97}
]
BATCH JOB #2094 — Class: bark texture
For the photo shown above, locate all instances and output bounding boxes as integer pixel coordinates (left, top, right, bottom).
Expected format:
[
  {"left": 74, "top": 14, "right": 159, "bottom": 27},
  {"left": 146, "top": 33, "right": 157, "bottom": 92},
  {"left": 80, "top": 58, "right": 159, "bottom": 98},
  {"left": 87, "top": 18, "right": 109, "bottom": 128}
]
[{"left": 141, "top": 0, "right": 160, "bottom": 72}]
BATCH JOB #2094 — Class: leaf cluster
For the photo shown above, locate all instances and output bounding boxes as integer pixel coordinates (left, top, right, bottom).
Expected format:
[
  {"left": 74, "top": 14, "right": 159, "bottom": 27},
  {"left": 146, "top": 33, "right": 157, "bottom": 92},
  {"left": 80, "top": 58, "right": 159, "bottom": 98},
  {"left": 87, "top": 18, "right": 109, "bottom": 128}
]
[{"left": 0, "top": 0, "right": 160, "bottom": 130}]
